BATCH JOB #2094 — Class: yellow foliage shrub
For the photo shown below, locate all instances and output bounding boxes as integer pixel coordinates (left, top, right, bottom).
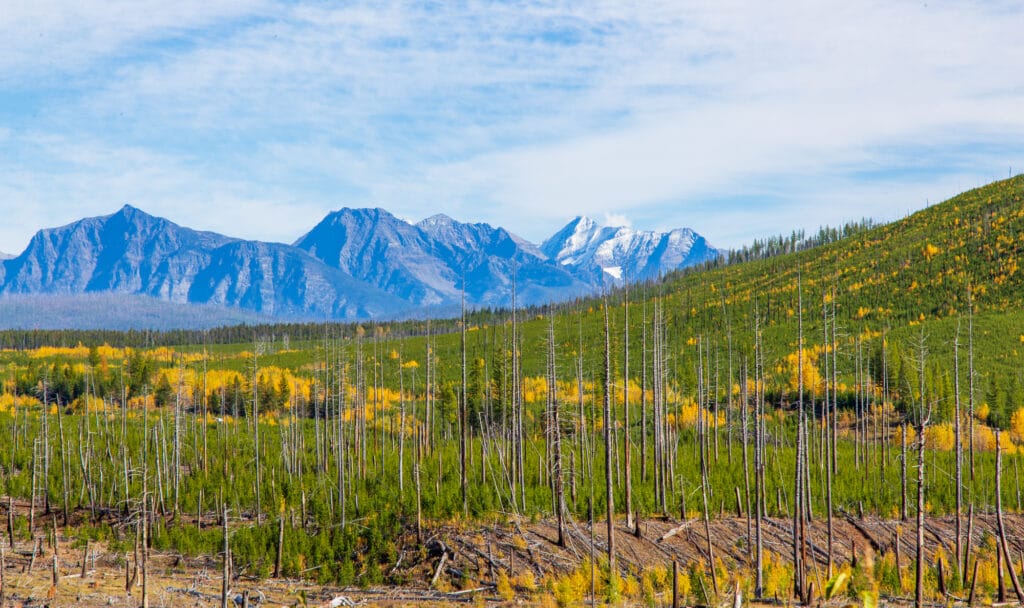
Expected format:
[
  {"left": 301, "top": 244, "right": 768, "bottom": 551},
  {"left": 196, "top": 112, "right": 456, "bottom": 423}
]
[
  {"left": 514, "top": 570, "right": 537, "bottom": 593},
  {"left": 676, "top": 568, "right": 691, "bottom": 604},
  {"left": 892, "top": 424, "right": 916, "bottom": 446},
  {"left": 975, "top": 425, "right": 1016, "bottom": 454},
  {"left": 621, "top": 573, "right": 639, "bottom": 598},
  {"left": 762, "top": 551, "right": 792, "bottom": 599},
  {"left": 550, "top": 568, "right": 588, "bottom": 607},
  {"left": 496, "top": 572, "right": 515, "bottom": 601},
  {"left": 1011, "top": 407, "right": 1024, "bottom": 442},
  {"left": 924, "top": 423, "right": 955, "bottom": 451}
]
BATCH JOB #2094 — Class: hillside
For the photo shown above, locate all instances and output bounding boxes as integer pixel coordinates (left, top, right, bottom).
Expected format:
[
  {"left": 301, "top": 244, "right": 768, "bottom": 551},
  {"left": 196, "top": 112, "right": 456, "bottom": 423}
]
[
  {"left": 1, "top": 178, "right": 1024, "bottom": 607},
  {"left": 656, "top": 175, "right": 1024, "bottom": 329}
]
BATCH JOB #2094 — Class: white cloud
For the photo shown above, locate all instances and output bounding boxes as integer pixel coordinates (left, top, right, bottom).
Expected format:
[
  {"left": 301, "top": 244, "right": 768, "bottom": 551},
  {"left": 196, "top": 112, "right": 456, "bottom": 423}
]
[
  {"left": 0, "top": 134, "right": 329, "bottom": 252},
  {"left": 1, "top": 1, "right": 1023, "bottom": 251},
  {"left": 0, "top": 0, "right": 270, "bottom": 79},
  {"left": 602, "top": 213, "right": 631, "bottom": 229}
]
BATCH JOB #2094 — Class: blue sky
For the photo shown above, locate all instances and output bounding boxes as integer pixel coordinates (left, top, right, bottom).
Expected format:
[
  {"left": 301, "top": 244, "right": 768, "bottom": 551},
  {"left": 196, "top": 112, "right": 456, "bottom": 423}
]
[{"left": 2, "top": 1, "right": 1023, "bottom": 254}]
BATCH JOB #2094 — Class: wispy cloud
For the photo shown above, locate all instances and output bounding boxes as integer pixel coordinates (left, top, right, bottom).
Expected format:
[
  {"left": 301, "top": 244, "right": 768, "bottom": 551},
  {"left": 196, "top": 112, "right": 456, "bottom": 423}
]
[{"left": 1, "top": 1, "right": 1023, "bottom": 252}]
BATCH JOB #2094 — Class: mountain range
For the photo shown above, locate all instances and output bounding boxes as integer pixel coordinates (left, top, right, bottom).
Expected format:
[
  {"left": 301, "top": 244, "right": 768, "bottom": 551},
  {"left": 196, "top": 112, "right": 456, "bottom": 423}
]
[{"left": 0, "top": 205, "right": 720, "bottom": 327}]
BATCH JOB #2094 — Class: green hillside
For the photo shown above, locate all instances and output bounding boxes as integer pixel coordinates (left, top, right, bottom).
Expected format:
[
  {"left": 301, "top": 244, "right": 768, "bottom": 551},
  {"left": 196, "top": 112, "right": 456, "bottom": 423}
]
[{"left": 0, "top": 177, "right": 1023, "bottom": 603}]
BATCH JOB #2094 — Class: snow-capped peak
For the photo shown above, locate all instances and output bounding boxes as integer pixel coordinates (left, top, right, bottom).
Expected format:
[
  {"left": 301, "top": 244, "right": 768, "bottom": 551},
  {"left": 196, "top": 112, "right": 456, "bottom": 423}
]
[
  {"left": 540, "top": 215, "right": 600, "bottom": 262},
  {"left": 540, "top": 216, "right": 719, "bottom": 282}
]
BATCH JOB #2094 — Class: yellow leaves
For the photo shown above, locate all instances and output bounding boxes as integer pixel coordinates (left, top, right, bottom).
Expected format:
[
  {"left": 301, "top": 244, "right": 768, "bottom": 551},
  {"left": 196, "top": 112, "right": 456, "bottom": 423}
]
[
  {"left": 496, "top": 572, "right": 515, "bottom": 601},
  {"left": 923, "top": 423, "right": 955, "bottom": 451},
  {"left": 146, "top": 346, "right": 178, "bottom": 363},
  {"left": 761, "top": 551, "right": 793, "bottom": 600},
  {"left": 975, "top": 425, "right": 1016, "bottom": 454},
  {"left": 547, "top": 567, "right": 589, "bottom": 606},
  {"left": 892, "top": 424, "right": 915, "bottom": 446},
  {"left": 975, "top": 402, "right": 990, "bottom": 422},
  {"left": 0, "top": 393, "right": 41, "bottom": 413},
  {"left": 1010, "top": 407, "right": 1024, "bottom": 442},
  {"left": 782, "top": 348, "right": 824, "bottom": 397},
  {"left": 95, "top": 343, "right": 125, "bottom": 361},
  {"left": 667, "top": 399, "right": 725, "bottom": 429},
  {"left": 675, "top": 568, "right": 691, "bottom": 603},
  {"left": 401, "top": 359, "right": 419, "bottom": 369},
  {"left": 28, "top": 344, "right": 90, "bottom": 359},
  {"left": 513, "top": 570, "right": 537, "bottom": 593},
  {"left": 824, "top": 569, "right": 851, "bottom": 600},
  {"left": 922, "top": 243, "right": 941, "bottom": 261}
]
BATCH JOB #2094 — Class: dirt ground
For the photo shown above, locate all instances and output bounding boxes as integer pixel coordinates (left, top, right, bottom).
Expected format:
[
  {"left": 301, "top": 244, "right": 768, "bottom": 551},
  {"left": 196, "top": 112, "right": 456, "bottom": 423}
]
[{"left": 1, "top": 503, "right": 1021, "bottom": 607}]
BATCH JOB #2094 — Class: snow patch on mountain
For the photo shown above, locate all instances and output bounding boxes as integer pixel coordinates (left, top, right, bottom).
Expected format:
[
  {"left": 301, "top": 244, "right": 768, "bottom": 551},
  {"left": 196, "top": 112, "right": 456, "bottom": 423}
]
[{"left": 541, "top": 216, "right": 720, "bottom": 283}]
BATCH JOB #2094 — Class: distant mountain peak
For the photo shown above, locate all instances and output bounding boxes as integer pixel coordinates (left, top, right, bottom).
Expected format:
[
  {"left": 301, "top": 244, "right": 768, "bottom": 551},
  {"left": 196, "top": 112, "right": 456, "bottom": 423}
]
[
  {"left": 111, "top": 203, "right": 158, "bottom": 222},
  {"left": 0, "top": 203, "right": 720, "bottom": 327},
  {"left": 541, "top": 215, "right": 719, "bottom": 282},
  {"left": 417, "top": 213, "right": 455, "bottom": 227},
  {"left": 331, "top": 206, "right": 394, "bottom": 219}
]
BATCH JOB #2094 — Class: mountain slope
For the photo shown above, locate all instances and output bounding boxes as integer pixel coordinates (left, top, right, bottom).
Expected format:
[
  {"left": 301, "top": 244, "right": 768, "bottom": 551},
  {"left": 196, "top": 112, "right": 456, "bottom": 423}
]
[
  {"left": 0, "top": 293, "right": 268, "bottom": 330},
  {"left": 1, "top": 205, "right": 233, "bottom": 298},
  {"left": 293, "top": 208, "right": 454, "bottom": 306},
  {"left": 541, "top": 216, "right": 720, "bottom": 283},
  {"left": 0, "top": 204, "right": 721, "bottom": 327},
  {"left": 605, "top": 174, "right": 1024, "bottom": 382},
  {"left": 295, "top": 209, "right": 589, "bottom": 307},
  {"left": 0, "top": 205, "right": 408, "bottom": 320}
]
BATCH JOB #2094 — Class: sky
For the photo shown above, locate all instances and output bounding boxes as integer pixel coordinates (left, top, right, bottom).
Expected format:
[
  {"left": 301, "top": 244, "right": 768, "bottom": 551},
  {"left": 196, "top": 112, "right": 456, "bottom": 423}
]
[{"left": 2, "top": 1, "right": 1024, "bottom": 255}]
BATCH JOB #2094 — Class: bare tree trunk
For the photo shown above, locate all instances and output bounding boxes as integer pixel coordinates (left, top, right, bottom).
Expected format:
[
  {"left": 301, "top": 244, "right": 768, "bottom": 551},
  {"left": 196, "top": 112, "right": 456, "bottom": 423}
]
[
  {"left": 548, "top": 313, "right": 566, "bottom": 547},
  {"left": 914, "top": 333, "right": 930, "bottom": 608},
  {"left": 623, "top": 287, "right": 633, "bottom": 531},
  {"left": 222, "top": 504, "right": 230, "bottom": 608},
  {"left": 460, "top": 284, "right": 469, "bottom": 517},
  {"left": 914, "top": 418, "right": 928, "bottom": 608},
  {"left": 954, "top": 320, "right": 964, "bottom": 577},
  {"left": 603, "top": 298, "right": 616, "bottom": 573},
  {"left": 754, "top": 300, "right": 765, "bottom": 597},
  {"left": 141, "top": 496, "right": 149, "bottom": 608},
  {"left": 274, "top": 505, "right": 284, "bottom": 578},
  {"left": 252, "top": 339, "right": 262, "bottom": 524},
  {"left": 995, "top": 429, "right": 1024, "bottom": 602},
  {"left": 963, "top": 503, "right": 974, "bottom": 588},
  {"left": 793, "top": 273, "right": 805, "bottom": 601},
  {"left": 901, "top": 422, "right": 908, "bottom": 522},
  {"left": 741, "top": 361, "right": 753, "bottom": 562},
  {"left": 831, "top": 285, "right": 839, "bottom": 476},
  {"left": 173, "top": 358, "right": 182, "bottom": 518},
  {"left": 700, "top": 409, "right": 719, "bottom": 599},
  {"left": 56, "top": 399, "right": 70, "bottom": 528},
  {"left": 399, "top": 350, "right": 406, "bottom": 496},
  {"left": 415, "top": 430, "right": 423, "bottom": 543},
  {"left": 1, "top": 538, "right": 6, "bottom": 606},
  {"left": 641, "top": 299, "right": 648, "bottom": 484},
  {"left": 968, "top": 285, "right": 976, "bottom": 481}
]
